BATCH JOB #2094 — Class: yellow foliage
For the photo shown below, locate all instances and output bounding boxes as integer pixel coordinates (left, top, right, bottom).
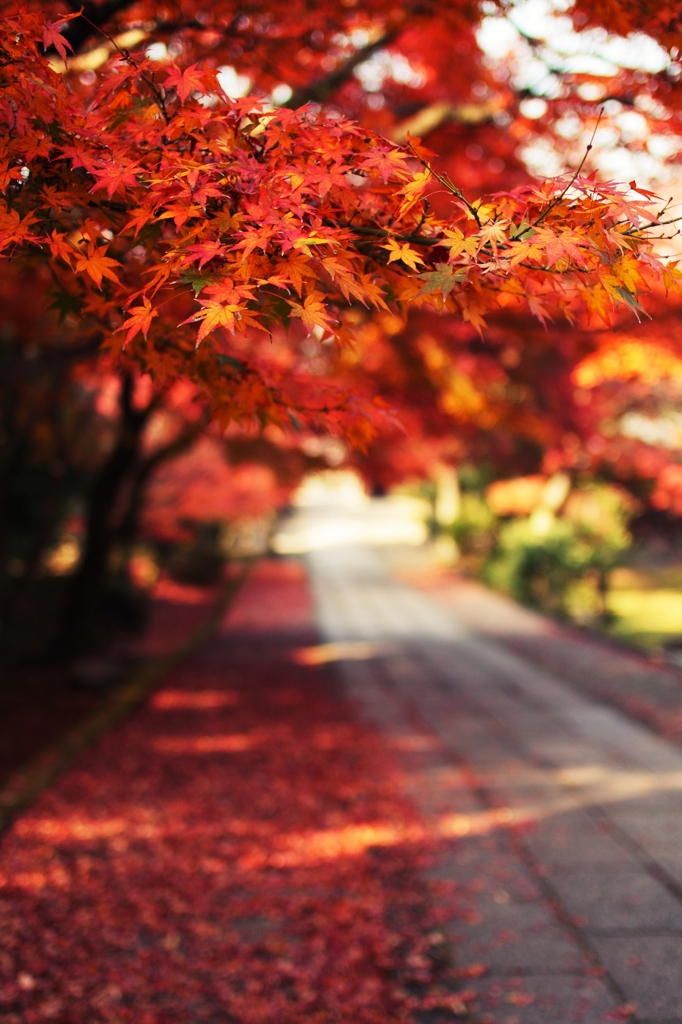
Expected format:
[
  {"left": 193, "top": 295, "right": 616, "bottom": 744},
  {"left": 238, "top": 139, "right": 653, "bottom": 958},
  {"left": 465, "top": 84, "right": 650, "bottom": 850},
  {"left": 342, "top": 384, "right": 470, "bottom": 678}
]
[{"left": 573, "top": 340, "right": 682, "bottom": 388}]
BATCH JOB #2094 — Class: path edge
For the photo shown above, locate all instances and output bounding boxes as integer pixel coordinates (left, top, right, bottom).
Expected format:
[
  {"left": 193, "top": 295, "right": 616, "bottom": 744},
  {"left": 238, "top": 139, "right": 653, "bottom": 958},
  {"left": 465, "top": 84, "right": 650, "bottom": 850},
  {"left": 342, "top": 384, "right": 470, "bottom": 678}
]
[{"left": 0, "top": 559, "right": 254, "bottom": 836}]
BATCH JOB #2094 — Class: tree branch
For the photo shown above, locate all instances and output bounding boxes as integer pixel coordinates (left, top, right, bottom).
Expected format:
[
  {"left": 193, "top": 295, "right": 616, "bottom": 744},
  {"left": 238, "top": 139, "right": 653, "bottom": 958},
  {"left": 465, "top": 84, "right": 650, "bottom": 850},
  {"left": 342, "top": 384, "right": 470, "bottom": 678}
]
[
  {"left": 390, "top": 97, "right": 505, "bottom": 143},
  {"left": 284, "top": 30, "right": 399, "bottom": 109},
  {"left": 59, "top": 0, "right": 142, "bottom": 55},
  {"left": 115, "top": 419, "right": 206, "bottom": 549},
  {"left": 339, "top": 223, "right": 442, "bottom": 245}
]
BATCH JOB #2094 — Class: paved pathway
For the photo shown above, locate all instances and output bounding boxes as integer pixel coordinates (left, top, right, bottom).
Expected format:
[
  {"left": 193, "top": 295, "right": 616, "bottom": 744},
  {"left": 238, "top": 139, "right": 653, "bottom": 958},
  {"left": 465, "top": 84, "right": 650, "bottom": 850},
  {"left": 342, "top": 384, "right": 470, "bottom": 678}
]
[
  {"left": 393, "top": 555, "right": 682, "bottom": 745},
  {"left": 308, "top": 544, "right": 682, "bottom": 1023}
]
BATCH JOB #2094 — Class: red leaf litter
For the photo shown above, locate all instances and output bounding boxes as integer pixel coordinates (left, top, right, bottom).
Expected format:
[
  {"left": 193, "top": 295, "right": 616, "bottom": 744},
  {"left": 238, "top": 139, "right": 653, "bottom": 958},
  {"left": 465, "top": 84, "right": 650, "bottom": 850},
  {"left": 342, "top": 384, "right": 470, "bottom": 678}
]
[{"left": 0, "top": 560, "right": 454, "bottom": 1023}]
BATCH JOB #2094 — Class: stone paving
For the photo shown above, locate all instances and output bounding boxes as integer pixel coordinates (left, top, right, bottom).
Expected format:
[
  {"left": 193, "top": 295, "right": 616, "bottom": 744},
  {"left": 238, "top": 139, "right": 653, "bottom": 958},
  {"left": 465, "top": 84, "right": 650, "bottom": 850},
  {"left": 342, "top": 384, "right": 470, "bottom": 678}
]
[
  {"left": 393, "top": 556, "right": 682, "bottom": 745},
  {"left": 307, "top": 544, "right": 682, "bottom": 1023}
]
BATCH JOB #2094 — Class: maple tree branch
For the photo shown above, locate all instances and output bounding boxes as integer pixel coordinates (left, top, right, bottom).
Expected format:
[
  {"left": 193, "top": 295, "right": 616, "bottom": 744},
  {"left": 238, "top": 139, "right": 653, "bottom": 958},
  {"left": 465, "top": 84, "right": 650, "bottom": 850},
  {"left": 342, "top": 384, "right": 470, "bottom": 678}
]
[
  {"left": 60, "top": 0, "right": 142, "bottom": 55},
  {"left": 339, "top": 224, "right": 441, "bottom": 246},
  {"left": 114, "top": 417, "right": 207, "bottom": 550},
  {"left": 516, "top": 261, "right": 588, "bottom": 276},
  {"left": 0, "top": 335, "right": 105, "bottom": 391},
  {"left": 284, "top": 30, "right": 399, "bottom": 109},
  {"left": 77, "top": 13, "right": 171, "bottom": 124},
  {"left": 522, "top": 111, "right": 603, "bottom": 236},
  {"left": 405, "top": 139, "right": 482, "bottom": 227},
  {"left": 505, "top": 15, "right": 653, "bottom": 105},
  {"left": 390, "top": 98, "right": 504, "bottom": 143},
  {"left": 339, "top": 223, "right": 599, "bottom": 280},
  {"left": 624, "top": 213, "right": 682, "bottom": 235}
]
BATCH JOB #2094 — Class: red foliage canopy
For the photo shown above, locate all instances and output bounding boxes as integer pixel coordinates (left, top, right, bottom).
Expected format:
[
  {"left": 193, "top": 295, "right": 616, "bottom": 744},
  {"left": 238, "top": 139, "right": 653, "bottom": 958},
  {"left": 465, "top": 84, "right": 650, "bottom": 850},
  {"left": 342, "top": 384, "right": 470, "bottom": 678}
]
[{"left": 1, "top": 5, "right": 677, "bottom": 447}]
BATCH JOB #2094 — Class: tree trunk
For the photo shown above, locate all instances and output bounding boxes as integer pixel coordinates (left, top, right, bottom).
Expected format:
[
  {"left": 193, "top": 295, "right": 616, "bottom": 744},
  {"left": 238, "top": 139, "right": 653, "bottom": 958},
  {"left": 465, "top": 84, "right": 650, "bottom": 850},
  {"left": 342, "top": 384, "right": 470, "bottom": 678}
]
[
  {"left": 59, "top": 372, "right": 150, "bottom": 656},
  {"left": 115, "top": 421, "right": 204, "bottom": 560}
]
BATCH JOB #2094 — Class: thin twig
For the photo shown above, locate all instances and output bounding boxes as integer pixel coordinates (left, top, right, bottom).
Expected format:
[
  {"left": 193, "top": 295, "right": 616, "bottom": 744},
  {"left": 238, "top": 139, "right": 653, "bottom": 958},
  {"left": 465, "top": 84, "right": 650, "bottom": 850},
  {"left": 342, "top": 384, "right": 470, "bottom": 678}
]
[
  {"left": 338, "top": 223, "right": 442, "bottom": 245},
  {"left": 624, "top": 213, "right": 682, "bottom": 236},
  {"left": 405, "top": 140, "right": 482, "bottom": 227},
  {"left": 284, "top": 29, "right": 399, "bottom": 110},
  {"left": 79, "top": 14, "right": 171, "bottom": 124},
  {"left": 516, "top": 110, "right": 603, "bottom": 238}
]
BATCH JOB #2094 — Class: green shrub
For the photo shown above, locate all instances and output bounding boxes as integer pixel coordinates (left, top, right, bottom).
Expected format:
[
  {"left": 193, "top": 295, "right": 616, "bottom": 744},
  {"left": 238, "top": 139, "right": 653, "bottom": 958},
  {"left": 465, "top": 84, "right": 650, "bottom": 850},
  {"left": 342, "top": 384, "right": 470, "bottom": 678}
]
[
  {"left": 482, "top": 516, "right": 591, "bottom": 614},
  {"left": 451, "top": 492, "right": 497, "bottom": 557},
  {"left": 481, "top": 485, "right": 632, "bottom": 617}
]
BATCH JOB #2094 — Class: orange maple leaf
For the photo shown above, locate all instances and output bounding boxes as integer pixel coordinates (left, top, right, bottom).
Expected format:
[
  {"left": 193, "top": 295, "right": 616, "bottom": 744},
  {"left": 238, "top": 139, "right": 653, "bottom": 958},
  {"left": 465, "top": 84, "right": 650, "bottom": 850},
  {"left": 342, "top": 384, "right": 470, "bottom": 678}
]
[
  {"left": 116, "top": 297, "right": 158, "bottom": 345},
  {"left": 182, "top": 297, "right": 260, "bottom": 344},
  {"left": 397, "top": 170, "right": 430, "bottom": 217},
  {"left": 74, "top": 246, "right": 121, "bottom": 288},
  {"left": 280, "top": 253, "right": 317, "bottom": 294},
  {"left": 505, "top": 238, "right": 545, "bottom": 266},
  {"left": 356, "top": 274, "right": 389, "bottom": 310},
  {"left": 527, "top": 294, "right": 552, "bottom": 325},
  {"left": 461, "top": 302, "right": 487, "bottom": 336},
  {"left": 48, "top": 230, "right": 76, "bottom": 266},
  {"left": 612, "top": 253, "right": 644, "bottom": 292},
  {"left": 124, "top": 207, "right": 155, "bottom": 236},
  {"left": 183, "top": 301, "right": 241, "bottom": 343},
  {"left": 582, "top": 282, "right": 612, "bottom": 323},
  {"left": 439, "top": 228, "right": 478, "bottom": 260},
  {"left": 292, "top": 234, "right": 337, "bottom": 257},
  {"left": 289, "top": 292, "right": 333, "bottom": 333},
  {"left": 478, "top": 220, "right": 508, "bottom": 256},
  {"left": 383, "top": 239, "right": 426, "bottom": 271}
]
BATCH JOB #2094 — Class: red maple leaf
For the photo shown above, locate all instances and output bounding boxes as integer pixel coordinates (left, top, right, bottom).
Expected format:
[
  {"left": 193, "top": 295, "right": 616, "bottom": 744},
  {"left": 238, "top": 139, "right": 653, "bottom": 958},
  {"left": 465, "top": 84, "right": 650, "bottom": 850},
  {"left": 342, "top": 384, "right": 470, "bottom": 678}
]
[
  {"left": 164, "top": 63, "right": 215, "bottom": 102},
  {"left": 179, "top": 241, "right": 224, "bottom": 269},
  {"left": 42, "top": 19, "right": 75, "bottom": 62},
  {"left": 91, "top": 163, "right": 141, "bottom": 200}
]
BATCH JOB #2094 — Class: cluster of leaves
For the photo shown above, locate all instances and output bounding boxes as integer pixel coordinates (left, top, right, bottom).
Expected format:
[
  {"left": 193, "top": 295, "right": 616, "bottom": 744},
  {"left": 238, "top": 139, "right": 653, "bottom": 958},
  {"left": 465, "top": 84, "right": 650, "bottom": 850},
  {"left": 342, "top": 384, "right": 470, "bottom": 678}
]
[{"left": 2, "top": 9, "right": 676, "bottom": 438}]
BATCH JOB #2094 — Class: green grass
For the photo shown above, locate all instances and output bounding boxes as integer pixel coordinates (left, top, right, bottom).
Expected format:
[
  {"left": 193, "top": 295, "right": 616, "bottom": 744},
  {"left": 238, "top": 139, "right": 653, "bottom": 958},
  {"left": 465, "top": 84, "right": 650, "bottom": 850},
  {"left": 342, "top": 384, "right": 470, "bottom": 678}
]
[
  {"left": 561, "top": 567, "right": 682, "bottom": 651},
  {"left": 591, "top": 568, "right": 682, "bottom": 650},
  {"left": 604, "top": 587, "right": 682, "bottom": 650}
]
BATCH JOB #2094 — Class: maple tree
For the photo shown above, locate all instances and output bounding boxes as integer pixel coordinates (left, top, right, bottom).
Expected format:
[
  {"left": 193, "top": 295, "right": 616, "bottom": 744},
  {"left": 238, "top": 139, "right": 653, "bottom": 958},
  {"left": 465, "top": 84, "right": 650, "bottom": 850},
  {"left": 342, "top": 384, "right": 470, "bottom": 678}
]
[
  {"left": 327, "top": 0, "right": 682, "bottom": 507},
  {"left": 140, "top": 430, "right": 328, "bottom": 554},
  {"left": 4, "top": 8, "right": 668, "bottom": 419},
  {"left": 3, "top": 0, "right": 682, "bottom": 649}
]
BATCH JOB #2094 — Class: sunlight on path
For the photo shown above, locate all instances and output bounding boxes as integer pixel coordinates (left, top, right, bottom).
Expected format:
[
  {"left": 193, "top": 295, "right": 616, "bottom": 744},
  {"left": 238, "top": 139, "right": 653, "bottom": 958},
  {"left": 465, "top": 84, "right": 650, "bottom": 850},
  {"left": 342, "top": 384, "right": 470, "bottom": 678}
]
[
  {"left": 271, "top": 470, "right": 429, "bottom": 553},
  {"left": 296, "top": 495, "right": 682, "bottom": 1022},
  {"left": 4, "top": 483, "right": 682, "bottom": 1022}
]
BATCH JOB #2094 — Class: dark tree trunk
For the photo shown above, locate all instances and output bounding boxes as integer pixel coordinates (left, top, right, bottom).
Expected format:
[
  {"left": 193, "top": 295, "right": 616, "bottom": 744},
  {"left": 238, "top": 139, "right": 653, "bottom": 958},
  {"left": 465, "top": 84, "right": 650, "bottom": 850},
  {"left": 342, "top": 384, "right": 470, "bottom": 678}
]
[
  {"left": 114, "top": 421, "right": 204, "bottom": 557},
  {"left": 0, "top": 335, "right": 103, "bottom": 649},
  {"left": 59, "top": 372, "right": 151, "bottom": 656}
]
